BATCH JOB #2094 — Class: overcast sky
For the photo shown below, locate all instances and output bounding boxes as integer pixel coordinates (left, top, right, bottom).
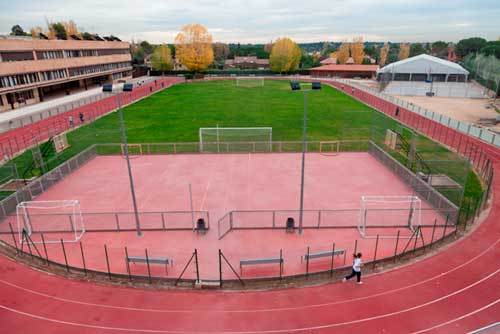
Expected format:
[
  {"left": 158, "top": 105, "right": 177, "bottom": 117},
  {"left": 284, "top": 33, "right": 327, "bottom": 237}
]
[{"left": 0, "top": 0, "right": 498, "bottom": 44}]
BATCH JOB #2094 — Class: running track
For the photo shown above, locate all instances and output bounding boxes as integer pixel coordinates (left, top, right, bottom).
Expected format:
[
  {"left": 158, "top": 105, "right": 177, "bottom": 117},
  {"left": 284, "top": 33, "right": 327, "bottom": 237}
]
[{"left": 0, "top": 78, "right": 499, "bottom": 333}]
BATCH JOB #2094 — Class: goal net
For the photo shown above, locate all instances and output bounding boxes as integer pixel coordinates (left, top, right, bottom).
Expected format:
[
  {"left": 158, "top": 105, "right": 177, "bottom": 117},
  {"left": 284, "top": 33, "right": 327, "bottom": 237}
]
[
  {"left": 16, "top": 200, "right": 85, "bottom": 244},
  {"left": 236, "top": 77, "right": 265, "bottom": 87},
  {"left": 319, "top": 141, "right": 340, "bottom": 156},
  {"left": 199, "top": 127, "right": 272, "bottom": 153},
  {"left": 358, "top": 196, "right": 421, "bottom": 238}
]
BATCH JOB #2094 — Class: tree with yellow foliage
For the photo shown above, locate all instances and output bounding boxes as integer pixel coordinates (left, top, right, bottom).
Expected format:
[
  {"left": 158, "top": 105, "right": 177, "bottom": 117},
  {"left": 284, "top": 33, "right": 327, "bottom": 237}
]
[
  {"left": 269, "top": 38, "right": 301, "bottom": 73},
  {"left": 337, "top": 41, "right": 350, "bottom": 64},
  {"left": 379, "top": 42, "right": 390, "bottom": 66},
  {"left": 175, "top": 24, "right": 214, "bottom": 72},
  {"left": 151, "top": 44, "right": 173, "bottom": 71},
  {"left": 350, "top": 37, "right": 365, "bottom": 64},
  {"left": 398, "top": 43, "right": 410, "bottom": 60}
]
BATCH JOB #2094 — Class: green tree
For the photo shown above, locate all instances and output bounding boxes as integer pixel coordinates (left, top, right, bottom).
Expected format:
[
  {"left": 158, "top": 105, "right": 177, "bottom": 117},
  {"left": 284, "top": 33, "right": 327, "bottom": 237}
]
[
  {"left": 51, "top": 22, "right": 67, "bottom": 40},
  {"left": 300, "top": 52, "right": 320, "bottom": 69},
  {"left": 410, "top": 43, "right": 426, "bottom": 57},
  {"left": 10, "top": 25, "right": 28, "bottom": 36},
  {"left": 456, "top": 37, "right": 487, "bottom": 57},
  {"left": 431, "top": 41, "right": 449, "bottom": 58},
  {"left": 480, "top": 41, "right": 500, "bottom": 59},
  {"left": 150, "top": 44, "right": 173, "bottom": 71},
  {"left": 140, "top": 41, "right": 154, "bottom": 55}
]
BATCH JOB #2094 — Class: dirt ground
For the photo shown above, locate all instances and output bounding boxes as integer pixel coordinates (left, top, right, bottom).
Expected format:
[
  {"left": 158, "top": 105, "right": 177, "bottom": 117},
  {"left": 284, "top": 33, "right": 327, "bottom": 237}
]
[{"left": 395, "top": 96, "right": 500, "bottom": 133}]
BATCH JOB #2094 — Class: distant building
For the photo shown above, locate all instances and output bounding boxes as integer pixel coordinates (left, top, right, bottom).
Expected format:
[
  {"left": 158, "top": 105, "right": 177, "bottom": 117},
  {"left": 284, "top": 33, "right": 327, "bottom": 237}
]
[
  {"left": 224, "top": 56, "right": 269, "bottom": 70},
  {"left": 320, "top": 57, "right": 337, "bottom": 65},
  {"left": 310, "top": 64, "right": 379, "bottom": 79},
  {"left": 377, "top": 54, "right": 468, "bottom": 82},
  {"left": 0, "top": 36, "right": 132, "bottom": 112},
  {"left": 376, "top": 54, "right": 479, "bottom": 97},
  {"left": 447, "top": 45, "right": 458, "bottom": 62}
]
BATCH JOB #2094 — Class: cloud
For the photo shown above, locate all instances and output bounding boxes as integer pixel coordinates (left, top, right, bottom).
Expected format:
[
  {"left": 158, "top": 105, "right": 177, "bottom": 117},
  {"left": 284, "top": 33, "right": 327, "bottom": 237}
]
[{"left": 0, "top": 0, "right": 498, "bottom": 43}]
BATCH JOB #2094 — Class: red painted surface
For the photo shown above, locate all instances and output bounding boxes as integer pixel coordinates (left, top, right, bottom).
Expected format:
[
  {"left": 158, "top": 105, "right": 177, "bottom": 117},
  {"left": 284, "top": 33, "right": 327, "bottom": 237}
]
[
  {"left": 0, "top": 153, "right": 449, "bottom": 279},
  {"left": 0, "top": 77, "right": 184, "bottom": 161},
  {"left": 0, "top": 78, "right": 499, "bottom": 333}
]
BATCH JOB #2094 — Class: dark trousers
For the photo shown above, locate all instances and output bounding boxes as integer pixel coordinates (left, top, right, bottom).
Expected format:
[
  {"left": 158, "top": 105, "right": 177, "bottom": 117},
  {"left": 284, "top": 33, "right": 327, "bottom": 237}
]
[{"left": 345, "top": 269, "right": 361, "bottom": 282}]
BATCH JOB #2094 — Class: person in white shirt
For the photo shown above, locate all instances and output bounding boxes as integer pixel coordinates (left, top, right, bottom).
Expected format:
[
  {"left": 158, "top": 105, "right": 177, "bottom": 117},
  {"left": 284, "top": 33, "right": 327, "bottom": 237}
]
[{"left": 342, "top": 253, "right": 363, "bottom": 284}]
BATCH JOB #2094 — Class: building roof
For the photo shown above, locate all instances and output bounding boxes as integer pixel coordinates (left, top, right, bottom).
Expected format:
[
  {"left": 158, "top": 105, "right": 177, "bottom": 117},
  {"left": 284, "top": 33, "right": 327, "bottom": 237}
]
[
  {"left": 320, "top": 57, "right": 337, "bottom": 65},
  {"left": 377, "top": 54, "right": 468, "bottom": 75},
  {"left": 310, "top": 64, "right": 380, "bottom": 72}
]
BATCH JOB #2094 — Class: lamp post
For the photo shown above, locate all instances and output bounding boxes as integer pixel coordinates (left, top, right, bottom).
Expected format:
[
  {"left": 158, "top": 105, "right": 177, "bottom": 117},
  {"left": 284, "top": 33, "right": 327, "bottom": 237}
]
[
  {"left": 290, "top": 81, "right": 321, "bottom": 234},
  {"left": 102, "top": 83, "right": 142, "bottom": 237}
]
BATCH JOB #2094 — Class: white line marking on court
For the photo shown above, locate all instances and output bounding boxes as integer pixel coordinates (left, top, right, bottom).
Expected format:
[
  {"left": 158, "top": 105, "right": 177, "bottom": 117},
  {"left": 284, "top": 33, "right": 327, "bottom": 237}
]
[
  {"left": 0, "top": 236, "right": 498, "bottom": 314},
  {"left": 0, "top": 269, "right": 498, "bottom": 333}
]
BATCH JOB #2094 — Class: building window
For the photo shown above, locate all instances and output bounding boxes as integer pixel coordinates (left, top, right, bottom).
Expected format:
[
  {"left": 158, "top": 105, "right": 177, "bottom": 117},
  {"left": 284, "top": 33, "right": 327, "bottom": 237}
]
[
  {"left": 36, "top": 50, "right": 64, "bottom": 60},
  {"left": 0, "top": 51, "right": 34, "bottom": 62},
  {"left": 112, "top": 71, "right": 131, "bottom": 80},
  {"left": 0, "top": 73, "right": 40, "bottom": 88},
  {"left": 41, "top": 69, "right": 67, "bottom": 81},
  {"left": 96, "top": 49, "right": 130, "bottom": 56},
  {"left": 64, "top": 50, "right": 81, "bottom": 58},
  {"left": 68, "top": 62, "right": 131, "bottom": 77}
]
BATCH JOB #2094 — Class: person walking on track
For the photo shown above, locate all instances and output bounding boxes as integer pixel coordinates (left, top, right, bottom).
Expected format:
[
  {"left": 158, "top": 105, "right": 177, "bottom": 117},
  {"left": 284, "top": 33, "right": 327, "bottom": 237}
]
[{"left": 343, "top": 253, "right": 363, "bottom": 284}]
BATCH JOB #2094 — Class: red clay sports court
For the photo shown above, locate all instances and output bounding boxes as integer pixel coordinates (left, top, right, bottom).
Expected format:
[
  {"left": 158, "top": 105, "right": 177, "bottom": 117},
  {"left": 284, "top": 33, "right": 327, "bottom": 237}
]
[
  {"left": 0, "top": 79, "right": 498, "bottom": 333},
  {"left": 1, "top": 151, "right": 449, "bottom": 279}
]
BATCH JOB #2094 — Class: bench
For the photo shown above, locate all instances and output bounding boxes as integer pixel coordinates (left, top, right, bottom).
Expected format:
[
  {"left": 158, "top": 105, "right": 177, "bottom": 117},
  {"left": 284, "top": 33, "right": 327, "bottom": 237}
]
[
  {"left": 126, "top": 256, "right": 172, "bottom": 273},
  {"left": 301, "top": 249, "right": 346, "bottom": 262},
  {"left": 240, "top": 257, "right": 283, "bottom": 274}
]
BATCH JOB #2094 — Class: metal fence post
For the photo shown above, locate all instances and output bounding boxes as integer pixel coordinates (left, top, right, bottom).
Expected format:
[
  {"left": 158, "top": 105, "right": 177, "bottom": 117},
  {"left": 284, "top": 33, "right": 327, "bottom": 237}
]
[
  {"left": 104, "top": 244, "right": 111, "bottom": 279},
  {"left": 330, "top": 242, "right": 336, "bottom": 277},
  {"left": 124, "top": 247, "right": 132, "bottom": 281},
  {"left": 372, "top": 235, "right": 379, "bottom": 269},
  {"left": 305, "top": 246, "right": 310, "bottom": 278},
  {"left": 218, "top": 249, "right": 223, "bottom": 287},
  {"left": 8, "top": 223, "right": 18, "bottom": 254},
  {"left": 61, "top": 239, "right": 69, "bottom": 272},
  {"left": 279, "top": 249, "right": 283, "bottom": 280},
  {"left": 430, "top": 219, "right": 437, "bottom": 248},
  {"left": 41, "top": 234, "right": 49, "bottom": 265},
  {"left": 145, "top": 248, "right": 152, "bottom": 283},
  {"left": 353, "top": 239, "right": 358, "bottom": 255},
  {"left": 79, "top": 242, "right": 87, "bottom": 275},
  {"left": 393, "top": 230, "right": 400, "bottom": 261},
  {"left": 194, "top": 249, "right": 200, "bottom": 283}
]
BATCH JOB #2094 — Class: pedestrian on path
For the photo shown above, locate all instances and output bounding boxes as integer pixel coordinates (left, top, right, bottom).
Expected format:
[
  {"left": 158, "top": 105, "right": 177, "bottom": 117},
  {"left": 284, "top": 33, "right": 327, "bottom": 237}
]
[
  {"left": 79, "top": 112, "right": 85, "bottom": 123},
  {"left": 343, "top": 253, "right": 363, "bottom": 284},
  {"left": 69, "top": 115, "right": 74, "bottom": 128}
]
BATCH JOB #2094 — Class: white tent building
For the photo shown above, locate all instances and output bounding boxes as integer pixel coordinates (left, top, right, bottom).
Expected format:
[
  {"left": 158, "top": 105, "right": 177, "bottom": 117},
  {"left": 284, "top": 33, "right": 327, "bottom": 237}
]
[{"left": 377, "top": 54, "right": 484, "bottom": 97}]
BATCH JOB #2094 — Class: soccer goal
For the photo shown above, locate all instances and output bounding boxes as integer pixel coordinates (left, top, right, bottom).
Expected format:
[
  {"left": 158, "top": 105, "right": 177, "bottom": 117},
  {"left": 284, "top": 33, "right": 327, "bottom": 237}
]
[
  {"left": 16, "top": 200, "right": 85, "bottom": 244},
  {"left": 53, "top": 133, "right": 70, "bottom": 153},
  {"left": 121, "top": 143, "right": 143, "bottom": 157},
  {"left": 235, "top": 77, "right": 265, "bottom": 88},
  {"left": 319, "top": 141, "right": 340, "bottom": 156},
  {"left": 199, "top": 127, "right": 272, "bottom": 153},
  {"left": 358, "top": 196, "right": 421, "bottom": 239}
]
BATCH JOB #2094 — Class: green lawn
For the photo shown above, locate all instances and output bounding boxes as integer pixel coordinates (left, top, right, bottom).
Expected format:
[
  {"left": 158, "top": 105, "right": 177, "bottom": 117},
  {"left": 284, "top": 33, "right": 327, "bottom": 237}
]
[{"left": 1, "top": 79, "right": 483, "bottom": 208}]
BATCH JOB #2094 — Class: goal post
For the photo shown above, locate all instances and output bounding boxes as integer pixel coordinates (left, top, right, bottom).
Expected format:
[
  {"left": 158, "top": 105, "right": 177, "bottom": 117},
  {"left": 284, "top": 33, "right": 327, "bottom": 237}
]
[
  {"left": 319, "top": 141, "right": 340, "bottom": 156},
  {"left": 235, "top": 77, "right": 265, "bottom": 88},
  {"left": 358, "top": 196, "right": 421, "bottom": 238},
  {"left": 16, "top": 200, "right": 85, "bottom": 243},
  {"left": 121, "top": 143, "right": 143, "bottom": 156},
  {"left": 199, "top": 127, "right": 272, "bottom": 153}
]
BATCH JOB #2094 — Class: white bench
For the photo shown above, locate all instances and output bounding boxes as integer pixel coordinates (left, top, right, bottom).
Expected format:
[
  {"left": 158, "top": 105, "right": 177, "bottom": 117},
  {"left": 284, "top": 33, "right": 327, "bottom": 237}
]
[
  {"left": 240, "top": 257, "right": 283, "bottom": 274},
  {"left": 301, "top": 249, "right": 346, "bottom": 262},
  {"left": 126, "top": 256, "right": 172, "bottom": 273}
]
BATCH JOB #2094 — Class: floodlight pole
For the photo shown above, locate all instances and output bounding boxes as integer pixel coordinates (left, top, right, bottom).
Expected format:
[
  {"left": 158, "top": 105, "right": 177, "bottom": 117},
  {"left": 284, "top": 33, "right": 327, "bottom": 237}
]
[
  {"left": 116, "top": 93, "right": 142, "bottom": 237},
  {"left": 298, "top": 90, "right": 309, "bottom": 235}
]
